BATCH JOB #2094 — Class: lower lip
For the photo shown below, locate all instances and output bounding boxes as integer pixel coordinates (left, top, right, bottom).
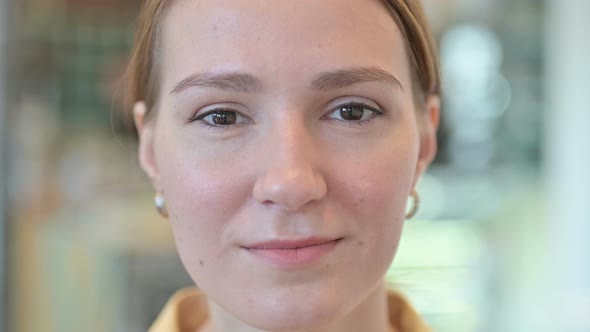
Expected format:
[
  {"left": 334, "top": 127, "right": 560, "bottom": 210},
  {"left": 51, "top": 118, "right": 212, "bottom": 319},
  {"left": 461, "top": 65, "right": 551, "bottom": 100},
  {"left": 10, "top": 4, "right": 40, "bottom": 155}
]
[{"left": 246, "top": 239, "right": 341, "bottom": 268}]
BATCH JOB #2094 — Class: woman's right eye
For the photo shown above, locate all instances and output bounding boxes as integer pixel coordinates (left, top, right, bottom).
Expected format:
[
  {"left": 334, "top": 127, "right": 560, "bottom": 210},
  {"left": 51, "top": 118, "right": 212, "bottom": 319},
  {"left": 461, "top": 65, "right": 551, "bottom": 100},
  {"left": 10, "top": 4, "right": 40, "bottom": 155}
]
[{"left": 191, "top": 109, "right": 250, "bottom": 127}]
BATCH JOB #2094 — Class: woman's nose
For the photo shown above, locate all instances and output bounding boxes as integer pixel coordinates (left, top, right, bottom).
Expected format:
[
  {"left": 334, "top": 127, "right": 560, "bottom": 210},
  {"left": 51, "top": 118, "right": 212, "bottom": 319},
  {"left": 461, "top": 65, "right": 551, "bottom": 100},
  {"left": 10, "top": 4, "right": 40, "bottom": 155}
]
[{"left": 252, "top": 124, "right": 327, "bottom": 211}]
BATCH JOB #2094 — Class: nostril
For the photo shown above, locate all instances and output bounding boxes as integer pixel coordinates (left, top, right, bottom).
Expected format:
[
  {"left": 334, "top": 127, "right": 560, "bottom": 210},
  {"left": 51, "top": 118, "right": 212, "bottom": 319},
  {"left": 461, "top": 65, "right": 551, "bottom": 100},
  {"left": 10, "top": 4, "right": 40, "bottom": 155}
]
[
  {"left": 252, "top": 160, "right": 327, "bottom": 211},
  {"left": 261, "top": 199, "right": 275, "bottom": 206}
]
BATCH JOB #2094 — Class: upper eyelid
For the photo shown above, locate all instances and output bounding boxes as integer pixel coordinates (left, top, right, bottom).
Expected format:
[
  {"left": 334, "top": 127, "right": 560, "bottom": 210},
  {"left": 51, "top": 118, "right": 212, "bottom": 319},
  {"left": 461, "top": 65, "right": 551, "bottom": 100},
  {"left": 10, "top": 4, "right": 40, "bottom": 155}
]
[
  {"left": 189, "top": 103, "right": 246, "bottom": 119},
  {"left": 193, "top": 108, "right": 236, "bottom": 119},
  {"left": 326, "top": 100, "right": 385, "bottom": 116},
  {"left": 324, "top": 94, "right": 383, "bottom": 109},
  {"left": 333, "top": 101, "right": 381, "bottom": 110}
]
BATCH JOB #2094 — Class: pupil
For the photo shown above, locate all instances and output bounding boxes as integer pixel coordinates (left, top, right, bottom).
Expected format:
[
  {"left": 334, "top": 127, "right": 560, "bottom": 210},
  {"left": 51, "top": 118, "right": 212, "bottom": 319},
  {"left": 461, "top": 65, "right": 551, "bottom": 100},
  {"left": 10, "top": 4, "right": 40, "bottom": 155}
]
[
  {"left": 213, "top": 111, "right": 236, "bottom": 125},
  {"left": 340, "top": 105, "right": 364, "bottom": 120}
]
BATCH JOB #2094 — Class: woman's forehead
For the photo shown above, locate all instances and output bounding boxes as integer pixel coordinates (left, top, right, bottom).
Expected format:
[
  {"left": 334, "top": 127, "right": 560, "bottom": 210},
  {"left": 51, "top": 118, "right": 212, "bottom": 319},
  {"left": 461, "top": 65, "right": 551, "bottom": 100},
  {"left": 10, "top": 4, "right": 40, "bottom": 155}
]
[{"left": 159, "top": 0, "right": 410, "bottom": 93}]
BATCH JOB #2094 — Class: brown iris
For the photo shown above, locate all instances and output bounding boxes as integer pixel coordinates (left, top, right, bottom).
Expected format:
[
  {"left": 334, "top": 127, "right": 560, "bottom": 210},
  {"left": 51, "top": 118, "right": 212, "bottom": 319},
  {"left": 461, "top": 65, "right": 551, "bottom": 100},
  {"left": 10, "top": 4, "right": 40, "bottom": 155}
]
[
  {"left": 212, "top": 111, "right": 237, "bottom": 125},
  {"left": 339, "top": 105, "right": 365, "bottom": 121}
]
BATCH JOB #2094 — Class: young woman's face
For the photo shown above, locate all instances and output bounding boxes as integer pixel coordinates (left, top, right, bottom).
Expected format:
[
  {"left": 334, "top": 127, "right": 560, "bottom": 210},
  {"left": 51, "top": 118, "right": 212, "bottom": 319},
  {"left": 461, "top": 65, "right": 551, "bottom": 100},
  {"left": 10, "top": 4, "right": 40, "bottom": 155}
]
[{"left": 136, "top": 0, "right": 438, "bottom": 330}]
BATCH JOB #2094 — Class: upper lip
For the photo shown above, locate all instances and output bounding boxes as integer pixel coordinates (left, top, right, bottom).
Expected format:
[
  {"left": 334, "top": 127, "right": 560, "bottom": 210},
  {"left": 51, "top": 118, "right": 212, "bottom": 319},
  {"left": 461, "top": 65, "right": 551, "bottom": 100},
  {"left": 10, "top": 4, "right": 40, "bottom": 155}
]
[{"left": 243, "top": 237, "right": 341, "bottom": 249}]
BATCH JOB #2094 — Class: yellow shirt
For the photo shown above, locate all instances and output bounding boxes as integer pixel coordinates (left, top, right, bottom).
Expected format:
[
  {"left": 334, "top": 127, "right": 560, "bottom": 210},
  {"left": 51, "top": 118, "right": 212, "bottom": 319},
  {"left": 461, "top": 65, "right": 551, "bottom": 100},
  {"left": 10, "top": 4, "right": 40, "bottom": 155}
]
[{"left": 148, "top": 287, "right": 431, "bottom": 332}]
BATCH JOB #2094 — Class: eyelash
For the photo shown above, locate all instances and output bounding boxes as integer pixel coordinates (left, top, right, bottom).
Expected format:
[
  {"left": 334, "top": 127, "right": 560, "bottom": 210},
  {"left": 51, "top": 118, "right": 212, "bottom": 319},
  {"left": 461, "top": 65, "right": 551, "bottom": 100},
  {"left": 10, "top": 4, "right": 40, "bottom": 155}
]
[
  {"left": 323, "top": 102, "right": 386, "bottom": 127},
  {"left": 187, "top": 102, "right": 386, "bottom": 129},
  {"left": 187, "top": 107, "right": 249, "bottom": 130}
]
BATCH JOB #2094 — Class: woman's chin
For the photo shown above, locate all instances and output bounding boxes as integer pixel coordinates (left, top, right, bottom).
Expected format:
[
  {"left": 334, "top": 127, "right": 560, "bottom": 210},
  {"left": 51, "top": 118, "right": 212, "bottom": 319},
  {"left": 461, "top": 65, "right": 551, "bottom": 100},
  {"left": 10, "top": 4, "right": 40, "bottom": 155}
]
[
  {"left": 237, "top": 304, "right": 339, "bottom": 332},
  {"left": 213, "top": 288, "right": 350, "bottom": 332}
]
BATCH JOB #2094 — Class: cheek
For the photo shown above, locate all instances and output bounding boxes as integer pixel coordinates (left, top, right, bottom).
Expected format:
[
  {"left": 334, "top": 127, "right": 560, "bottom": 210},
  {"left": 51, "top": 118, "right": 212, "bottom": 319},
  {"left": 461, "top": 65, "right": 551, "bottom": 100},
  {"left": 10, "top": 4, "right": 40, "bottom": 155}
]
[
  {"left": 366, "top": 154, "right": 414, "bottom": 219},
  {"left": 333, "top": 142, "right": 417, "bottom": 266},
  {"left": 156, "top": 142, "right": 252, "bottom": 273},
  {"left": 337, "top": 142, "right": 416, "bottom": 226}
]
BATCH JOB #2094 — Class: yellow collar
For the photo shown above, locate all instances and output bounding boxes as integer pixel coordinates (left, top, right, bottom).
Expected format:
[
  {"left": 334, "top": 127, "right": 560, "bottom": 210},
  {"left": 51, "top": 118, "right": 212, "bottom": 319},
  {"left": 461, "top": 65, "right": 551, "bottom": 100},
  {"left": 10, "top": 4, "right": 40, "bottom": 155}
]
[{"left": 148, "top": 287, "right": 431, "bottom": 332}]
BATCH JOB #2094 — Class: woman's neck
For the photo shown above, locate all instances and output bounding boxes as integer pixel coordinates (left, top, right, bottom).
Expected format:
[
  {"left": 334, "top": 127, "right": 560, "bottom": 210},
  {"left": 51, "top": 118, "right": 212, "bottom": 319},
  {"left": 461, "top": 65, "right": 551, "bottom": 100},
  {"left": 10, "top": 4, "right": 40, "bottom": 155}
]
[{"left": 199, "top": 281, "right": 395, "bottom": 332}]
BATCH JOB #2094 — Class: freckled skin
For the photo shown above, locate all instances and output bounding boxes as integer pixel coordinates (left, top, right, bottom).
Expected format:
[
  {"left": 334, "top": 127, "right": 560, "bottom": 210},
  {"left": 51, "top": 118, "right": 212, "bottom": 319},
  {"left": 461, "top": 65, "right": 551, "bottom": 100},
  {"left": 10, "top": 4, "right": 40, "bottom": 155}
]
[{"left": 135, "top": 0, "right": 439, "bottom": 331}]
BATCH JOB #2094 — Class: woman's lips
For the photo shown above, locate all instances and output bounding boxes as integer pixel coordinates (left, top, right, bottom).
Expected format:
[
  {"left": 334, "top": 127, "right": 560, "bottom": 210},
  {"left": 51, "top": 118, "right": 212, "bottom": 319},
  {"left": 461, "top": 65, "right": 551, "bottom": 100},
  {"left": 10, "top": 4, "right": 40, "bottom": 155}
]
[{"left": 243, "top": 237, "right": 342, "bottom": 268}]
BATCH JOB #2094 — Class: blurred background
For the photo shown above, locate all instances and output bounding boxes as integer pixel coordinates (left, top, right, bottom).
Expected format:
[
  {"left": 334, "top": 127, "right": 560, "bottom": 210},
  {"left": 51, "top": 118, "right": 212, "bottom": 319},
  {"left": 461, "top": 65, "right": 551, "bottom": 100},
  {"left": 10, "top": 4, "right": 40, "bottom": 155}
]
[{"left": 0, "top": 0, "right": 588, "bottom": 331}]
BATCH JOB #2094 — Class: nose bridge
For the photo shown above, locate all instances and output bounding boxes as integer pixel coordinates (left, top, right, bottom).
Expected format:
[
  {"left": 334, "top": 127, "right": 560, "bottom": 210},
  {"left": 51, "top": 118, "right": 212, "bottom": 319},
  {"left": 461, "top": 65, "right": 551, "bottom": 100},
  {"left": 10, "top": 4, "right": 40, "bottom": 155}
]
[
  {"left": 272, "top": 118, "right": 313, "bottom": 169},
  {"left": 253, "top": 116, "right": 327, "bottom": 211}
]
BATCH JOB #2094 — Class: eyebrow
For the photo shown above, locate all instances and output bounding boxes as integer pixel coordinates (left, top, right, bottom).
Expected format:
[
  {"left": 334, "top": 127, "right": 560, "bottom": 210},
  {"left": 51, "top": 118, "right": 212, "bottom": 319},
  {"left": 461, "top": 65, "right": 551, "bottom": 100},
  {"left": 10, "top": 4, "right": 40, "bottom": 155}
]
[
  {"left": 170, "top": 66, "right": 403, "bottom": 94},
  {"left": 310, "top": 66, "right": 404, "bottom": 91},
  {"left": 171, "top": 72, "right": 262, "bottom": 94}
]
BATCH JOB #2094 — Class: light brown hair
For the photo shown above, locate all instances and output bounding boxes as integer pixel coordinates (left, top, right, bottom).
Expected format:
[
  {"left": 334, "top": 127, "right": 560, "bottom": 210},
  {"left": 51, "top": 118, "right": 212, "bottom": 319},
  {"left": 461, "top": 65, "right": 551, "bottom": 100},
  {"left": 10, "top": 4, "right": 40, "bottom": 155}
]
[{"left": 125, "top": 0, "right": 440, "bottom": 121}]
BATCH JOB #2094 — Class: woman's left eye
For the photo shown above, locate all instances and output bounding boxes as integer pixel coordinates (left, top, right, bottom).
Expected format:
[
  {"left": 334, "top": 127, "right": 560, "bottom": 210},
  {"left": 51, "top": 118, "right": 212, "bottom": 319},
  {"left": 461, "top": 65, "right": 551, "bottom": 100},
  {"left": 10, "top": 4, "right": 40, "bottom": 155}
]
[{"left": 326, "top": 103, "right": 383, "bottom": 122}]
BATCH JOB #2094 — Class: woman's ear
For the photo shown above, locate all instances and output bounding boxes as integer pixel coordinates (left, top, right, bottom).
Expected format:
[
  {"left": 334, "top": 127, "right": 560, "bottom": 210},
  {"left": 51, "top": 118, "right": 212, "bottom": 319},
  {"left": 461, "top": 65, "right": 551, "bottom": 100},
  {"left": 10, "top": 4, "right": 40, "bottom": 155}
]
[
  {"left": 133, "top": 101, "right": 161, "bottom": 189},
  {"left": 412, "top": 95, "right": 440, "bottom": 189}
]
